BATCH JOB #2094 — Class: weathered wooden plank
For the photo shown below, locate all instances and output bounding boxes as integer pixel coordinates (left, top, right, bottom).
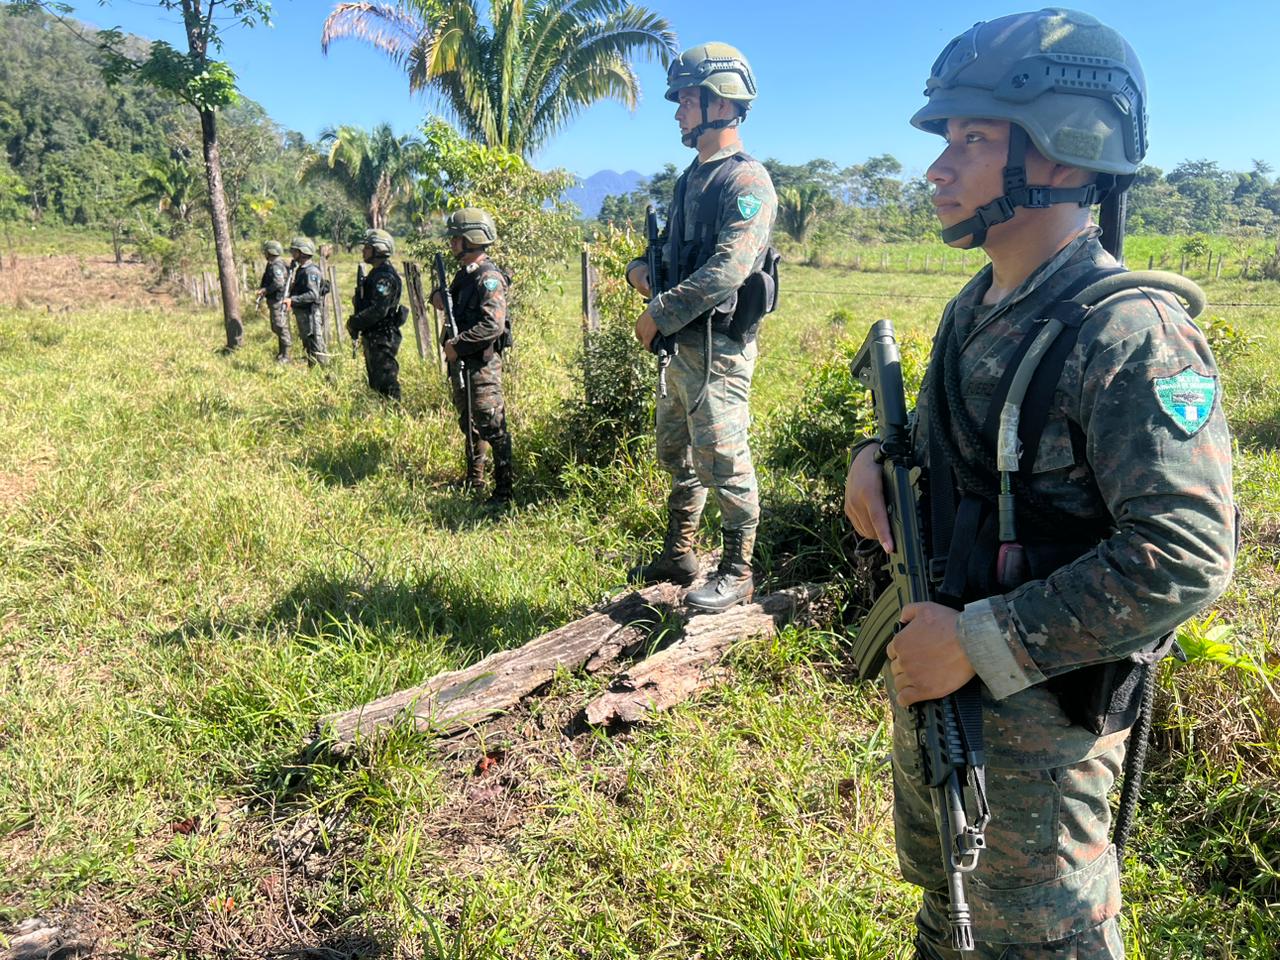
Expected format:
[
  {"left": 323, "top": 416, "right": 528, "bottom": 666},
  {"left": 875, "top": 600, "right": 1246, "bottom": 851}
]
[
  {"left": 583, "top": 585, "right": 823, "bottom": 728},
  {"left": 4, "top": 917, "right": 96, "bottom": 960},
  {"left": 319, "top": 583, "right": 682, "bottom": 750}
]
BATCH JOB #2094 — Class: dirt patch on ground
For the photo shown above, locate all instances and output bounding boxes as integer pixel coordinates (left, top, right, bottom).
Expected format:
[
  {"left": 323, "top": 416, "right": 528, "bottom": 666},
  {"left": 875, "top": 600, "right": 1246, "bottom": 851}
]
[{"left": 0, "top": 255, "right": 180, "bottom": 312}]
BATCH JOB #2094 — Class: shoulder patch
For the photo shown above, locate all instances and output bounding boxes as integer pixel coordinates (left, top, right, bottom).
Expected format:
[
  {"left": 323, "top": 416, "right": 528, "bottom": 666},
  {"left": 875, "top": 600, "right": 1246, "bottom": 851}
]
[
  {"left": 1153, "top": 366, "right": 1216, "bottom": 436},
  {"left": 482, "top": 276, "right": 501, "bottom": 292},
  {"left": 375, "top": 278, "right": 392, "bottom": 296},
  {"left": 737, "top": 193, "right": 763, "bottom": 221}
]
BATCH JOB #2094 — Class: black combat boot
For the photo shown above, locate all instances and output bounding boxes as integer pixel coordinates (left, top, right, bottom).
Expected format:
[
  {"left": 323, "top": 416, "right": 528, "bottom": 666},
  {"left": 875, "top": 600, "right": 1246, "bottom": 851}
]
[
  {"left": 627, "top": 510, "right": 699, "bottom": 587},
  {"left": 485, "top": 460, "right": 513, "bottom": 508},
  {"left": 685, "top": 528, "right": 753, "bottom": 613}
]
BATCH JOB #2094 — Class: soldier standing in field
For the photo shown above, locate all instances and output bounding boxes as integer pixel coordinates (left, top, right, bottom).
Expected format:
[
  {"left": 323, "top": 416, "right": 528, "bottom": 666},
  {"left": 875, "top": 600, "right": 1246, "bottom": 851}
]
[
  {"left": 842, "top": 10, "right": 1236, "bottom": 958},
  {"left": 430, "top": 208, "right": 514, "bottom": 507},
  {"left": 625, "top": 42, "right": 778, "bottom": 614},
  {"left": 347, "top": 228, "right": 405, "bottom": 400},
  {"left": 255, "top": 240, "right": 292, "bottom": 363},
  {"left": 282, "top": 236, "right": 329, "bottom": 366}
]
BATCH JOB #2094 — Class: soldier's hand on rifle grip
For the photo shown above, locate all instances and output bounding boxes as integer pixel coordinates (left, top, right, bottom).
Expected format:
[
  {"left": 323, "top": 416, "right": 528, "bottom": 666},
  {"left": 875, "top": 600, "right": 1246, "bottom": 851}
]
[
  {"left": 634, "top": 309, "right": 658, "bottom": 350},
  {"left": 627, "top": 264, "right": 652, "bottom": 299},
  {"left": 443, "top": 341, "right": 459, "bottom": 364},
  {"left": 887, "top": 603, "right": 975, "bottom": 707},
  {"left": 844, "top": 442, "right": 894, "bottom": 554},
  {"left": 430, "top": 289, "right": 444, "bottom": 311}
]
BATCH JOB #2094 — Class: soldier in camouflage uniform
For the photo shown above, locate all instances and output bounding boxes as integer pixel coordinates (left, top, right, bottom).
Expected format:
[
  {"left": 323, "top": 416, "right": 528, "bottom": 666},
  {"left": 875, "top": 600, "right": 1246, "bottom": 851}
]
[
  {"left": 843, "top": 10, "right": 1236, "bottom": 959},
  {"left": 347, "top": 228, "right": 404, "bottom": 400},
  {"left": 255, "top": 240, "right": 292, "bottom": 363},
  {"left": 625, "top": 42, "right": 778, "bottom": 614},
  {"left": 431, "top": 208, "right": 513, "bottom": 506},
  {"left": 283, "top": 236, "right": 329, "bottom": 366}
]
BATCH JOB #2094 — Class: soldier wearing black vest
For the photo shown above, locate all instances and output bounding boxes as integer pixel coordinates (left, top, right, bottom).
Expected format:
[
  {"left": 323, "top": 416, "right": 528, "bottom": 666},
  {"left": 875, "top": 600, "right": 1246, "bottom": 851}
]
[
  {"left": 625, "top": 42, "right": 779, "bottom": 614},
  {"left": 255, "top": 239, "right": 291, "bottom": 363},
  {"left": 431, "top": 208, "right": 513, "bottom": 506},
  {"left": 282, "top": 236, "right": 329, "bottom": 367},
  {"left": 844, "top": 11, "right": 1236, "bottom": 958},
  {"left": 347, "top": 228, "right": 405, "bottom": 400}
]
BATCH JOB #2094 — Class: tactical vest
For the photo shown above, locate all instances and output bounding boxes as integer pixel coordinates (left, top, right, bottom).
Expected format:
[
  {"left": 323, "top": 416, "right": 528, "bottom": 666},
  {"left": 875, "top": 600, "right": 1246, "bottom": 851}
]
[
  {"left": 924, "top": 267, "right": 1204, "bottom": 736},
  {"left": 453, "top": 260, "right": 513, "bottom": 354},
  {"left": 668, "top": 153, "right": 780, "bottom": 343}
]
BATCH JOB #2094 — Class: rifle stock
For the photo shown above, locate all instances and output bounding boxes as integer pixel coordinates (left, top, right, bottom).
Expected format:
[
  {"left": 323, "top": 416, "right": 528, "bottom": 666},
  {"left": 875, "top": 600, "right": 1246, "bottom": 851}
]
[
  {"left": 850, "top": 319, "right": 988, "bottom": 954},
  {"left": 435, "top": 252, "right": 474, "bottom": 466}
]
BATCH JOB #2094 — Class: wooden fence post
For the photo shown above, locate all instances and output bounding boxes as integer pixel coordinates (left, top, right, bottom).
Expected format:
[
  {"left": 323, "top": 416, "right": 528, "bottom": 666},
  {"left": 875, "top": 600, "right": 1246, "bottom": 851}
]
[
  {"left": 581, "top": 244, "right": 600, "bottom": 335},
  {"left": 403, "top": 261, "right": 429, "bottom": 362},
  {"left": 1179, "top": 253, "right": 1188, "bottom": 274},
  {"left": 1242, "top": 257, "right": 1252, "bottom": 279},
  {"left": 1215, "top": 256, "right": 1224, "bottom": 280},
  {"left": 880, "top": 251, "right": 888, "bottom": 270},
  {"left": 1147, "top": 255, "right": 1155, "bottom": 270}
]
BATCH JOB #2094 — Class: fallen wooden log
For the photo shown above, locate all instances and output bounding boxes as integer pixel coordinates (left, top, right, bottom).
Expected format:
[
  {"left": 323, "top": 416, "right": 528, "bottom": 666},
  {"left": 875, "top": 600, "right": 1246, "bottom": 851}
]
[
  {"left": 583, "top": 584, "right": 824, "bottom": 728},
  {"left": 318, "top": 583, "right": 682, "bottom": 751},
  {"left": 4, "top": 917, "right": 96, "bottom": 960}
]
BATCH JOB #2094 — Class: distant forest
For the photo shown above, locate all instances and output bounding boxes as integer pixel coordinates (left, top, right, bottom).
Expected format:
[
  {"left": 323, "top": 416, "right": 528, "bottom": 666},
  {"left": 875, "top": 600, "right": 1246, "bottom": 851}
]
[
  {"left": 0, "top": 9, "right": 366, "bottom": 250},
  {"left": 3, "top": 7, "right": 1278, "bottom": 261}
]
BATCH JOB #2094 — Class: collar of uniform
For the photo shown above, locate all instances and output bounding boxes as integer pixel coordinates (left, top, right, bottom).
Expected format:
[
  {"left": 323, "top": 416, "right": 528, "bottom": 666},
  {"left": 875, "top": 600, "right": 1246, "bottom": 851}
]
[
  {"left": 953, "top": 225, "right": 1104, "bottom": 349},
  {"left": 464, "top": 253, "right": 489, "bottom": 275},
  {"left": 697, "top": 144, "right": 744, "bottom": 169}
]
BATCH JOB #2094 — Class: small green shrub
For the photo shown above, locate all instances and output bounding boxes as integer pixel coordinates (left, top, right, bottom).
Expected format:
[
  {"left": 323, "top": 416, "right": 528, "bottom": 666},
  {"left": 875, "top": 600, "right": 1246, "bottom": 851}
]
[{"left": 1203, "top": 315, "right": 1260, "bottom": 366}]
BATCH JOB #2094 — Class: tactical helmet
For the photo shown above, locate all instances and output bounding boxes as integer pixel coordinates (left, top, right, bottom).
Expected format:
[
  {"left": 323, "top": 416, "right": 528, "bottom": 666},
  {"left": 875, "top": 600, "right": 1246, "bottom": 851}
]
[
  {"left": 664, "top": 42, "right": 757, "bottom": 106},
  {"left": 360, "top": 228, "right": 395, "bottom": 256},
  {"left": 912, "top": 9, "right": 1147, "bottom": 245},
  {"left": 262, "top": 239, "right": 283, "bottom": 256},
  {"left": 444, "top": 208, "right": 498, "bottom": 247},
  {"left": 289, "top": 236, "right": 316, "bottom": 257}
]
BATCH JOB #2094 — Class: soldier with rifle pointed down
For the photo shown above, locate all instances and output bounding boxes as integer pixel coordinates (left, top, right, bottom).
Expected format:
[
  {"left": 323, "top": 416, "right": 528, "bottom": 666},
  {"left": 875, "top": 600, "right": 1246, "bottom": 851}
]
[
  {"left": 843, "top": 10, "right": 1236, "bottom": 959},
  {"left": 255, "top": 239, "right": 292, "bottom": 363},
  {"left": 430, "top": 208, "right": 513, "bottom": 507},
  {"left": 625, "top": 42, "right": 780, "bottom": 614},
  {"left": 282, "top": 236, "right": 329, "bottom": 367},
  {"left": 347, "top": 228, "right": 405, "bottom": 400}
]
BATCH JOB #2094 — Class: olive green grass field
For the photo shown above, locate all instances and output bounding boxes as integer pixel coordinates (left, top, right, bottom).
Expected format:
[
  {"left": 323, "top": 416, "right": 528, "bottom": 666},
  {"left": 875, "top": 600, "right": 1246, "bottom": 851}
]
[{"left": 1, "top": 249, "right": 1277, "bottom": 958}]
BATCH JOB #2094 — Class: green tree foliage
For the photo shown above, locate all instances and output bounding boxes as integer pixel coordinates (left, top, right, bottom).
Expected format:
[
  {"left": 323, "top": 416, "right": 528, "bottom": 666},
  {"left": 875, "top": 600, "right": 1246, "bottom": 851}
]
[
  {"left": 301, "top": 123, "right": 425, "bottom": 230},
  {"left": 132, "top": 154, "right": 201, "bottom": 235},
  {"left": 776, "top": 183, "right": 836, "bottom": 250},
  {"left": 321, "top": 0, "right": 677, "bottom": 156},
  {"left": 411, "top": 117, "right": 578, "bottom": 322},
  {"left": 596, "top": 163, "right": 678, "bottom": 230}
]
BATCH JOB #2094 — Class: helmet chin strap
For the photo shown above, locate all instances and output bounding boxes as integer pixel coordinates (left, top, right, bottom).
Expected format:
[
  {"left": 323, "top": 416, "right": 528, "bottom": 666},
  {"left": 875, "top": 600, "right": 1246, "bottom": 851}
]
[
  {"left": 940, "top": 125, "right": 1108, "bottom": 247},
  {"left": 682, "top": 87, "right": 743, "bottom": 148}
]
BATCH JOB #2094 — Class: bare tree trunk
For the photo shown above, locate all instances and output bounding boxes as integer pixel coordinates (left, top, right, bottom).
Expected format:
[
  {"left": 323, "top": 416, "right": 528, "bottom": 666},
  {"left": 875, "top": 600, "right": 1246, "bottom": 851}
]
[{"left": 199, "top": 107, "right": 243, "bottom": 350}]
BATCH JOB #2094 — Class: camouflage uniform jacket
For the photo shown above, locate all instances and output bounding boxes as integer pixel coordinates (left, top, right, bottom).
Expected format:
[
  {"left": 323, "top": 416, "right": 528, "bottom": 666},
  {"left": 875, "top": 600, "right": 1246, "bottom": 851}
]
[
  {"left": 914, "top": 227, "right": 1236, "bottom": 707},
  {"left": 259, "top": 258, "right": 288, "bottom": 303},
  {"left": 350, "top": 260, "right": 402, "bottom": 334},
  {"left": 288, "top": 261, "right": 325, "bottom": 307},
  {"left": 629, "top": 145, "right": 777, "bottom": 338},
  {"left": 447, "top": 255, "right": 509, "bottom": 360}
]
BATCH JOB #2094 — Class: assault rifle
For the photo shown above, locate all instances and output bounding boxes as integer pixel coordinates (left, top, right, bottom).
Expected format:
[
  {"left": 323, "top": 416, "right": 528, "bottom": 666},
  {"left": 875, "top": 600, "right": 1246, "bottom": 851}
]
[
  {"left": 850, "top": 319, "right": 989, "bottom": 955},
  {"left": 434, "top": 252, "right": 474, "bottom": 467},
  {"left": 1099, "top": 191, "right": 1127, "bottom": 264},
  {"left": 645, "top": 205, "right": 676, "bottom": 398}
]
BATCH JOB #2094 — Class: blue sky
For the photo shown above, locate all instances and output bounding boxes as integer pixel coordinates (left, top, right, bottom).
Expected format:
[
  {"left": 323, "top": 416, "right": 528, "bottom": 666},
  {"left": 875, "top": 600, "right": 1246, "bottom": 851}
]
[{"left": 79, "top": 0, "right": 1277, "bottom": 181}]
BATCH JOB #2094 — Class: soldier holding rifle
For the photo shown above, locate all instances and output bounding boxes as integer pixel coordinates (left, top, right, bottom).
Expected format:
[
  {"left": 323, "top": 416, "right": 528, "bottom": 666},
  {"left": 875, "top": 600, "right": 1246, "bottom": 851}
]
[
  {"left": 431, "top": 208, "right": 513, "bottom": 507},
  {"left": 843, "top": 10, "right": 1236, "bottom": 958},
  {"left": 347, "top": 228, "right": 405, "bottom": 401},
  {"left": 625, "top": 42, "right": 779, "bottom": 614}
]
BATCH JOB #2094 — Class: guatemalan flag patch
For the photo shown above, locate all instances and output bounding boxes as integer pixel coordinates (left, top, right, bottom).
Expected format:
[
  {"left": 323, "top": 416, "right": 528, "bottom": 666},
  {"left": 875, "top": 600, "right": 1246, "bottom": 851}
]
[{"left": 1153, "top": 366, "right": 1217, "bottom": 437}]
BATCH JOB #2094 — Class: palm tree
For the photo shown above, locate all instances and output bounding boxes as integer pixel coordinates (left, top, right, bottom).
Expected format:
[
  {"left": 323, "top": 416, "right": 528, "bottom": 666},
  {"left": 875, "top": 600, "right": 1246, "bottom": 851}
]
[
  {"left": 321, "top": 0, "right": 677, "bottom": 157},
  {"left": 300, "top": 124, "right": 425, "bottom": 230},
  {"left": 132, "top": 156, "right": 201, "bottom": 238},
  {"left": 777, "top": 184, "right": 835, "bottom": 251}
]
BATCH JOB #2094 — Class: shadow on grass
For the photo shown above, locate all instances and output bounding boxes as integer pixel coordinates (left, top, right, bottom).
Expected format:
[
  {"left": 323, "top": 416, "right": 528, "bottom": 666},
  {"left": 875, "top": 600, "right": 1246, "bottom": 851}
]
[
  {"left": 266, "top": 932, "right": 390, "bottom": 960},
  {"left": 303, "top": 434, "right": 388, "bottom": 487},
  {"left": 1233, "top": 407, "right": 1280, "bottom": 450}
]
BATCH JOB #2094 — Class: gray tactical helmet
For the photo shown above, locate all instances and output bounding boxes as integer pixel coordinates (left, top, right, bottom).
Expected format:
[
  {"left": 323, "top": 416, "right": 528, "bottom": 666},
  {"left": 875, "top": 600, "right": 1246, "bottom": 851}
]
[
  {"left": 664, "top": 42, "right": 757, "bottom": 107},
  {"left": 911, "top": 8, "right": 1146, "bottom": 246},
  {"left": 911, "top": 8, "right": 1147, "bottom": 176},
  {"left": 444, "top": 208, "right": 498, "bottom": 246},
  {"left": 360, "top": 228, "right": 395, "bottom": 256},
  {"left": 289, "top": 236, "right": 316, "bottom": 257},
  {"left": 262, "top": 239, "right": 283, "bottom": 256}
]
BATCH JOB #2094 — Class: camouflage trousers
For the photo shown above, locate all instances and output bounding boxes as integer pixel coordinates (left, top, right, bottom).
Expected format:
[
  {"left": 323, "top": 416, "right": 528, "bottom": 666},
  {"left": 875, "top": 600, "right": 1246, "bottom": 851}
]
[
  {"left": 450, "top": 353, "right": 510, "bottom": 472},
  {"left": 293, "top": 306, "right": 329, "bottom": 365},
  {"left": 888, "top": 670, "right": 1128, "bottom": 959},
  {"left": 361, "top": 325, "right": 402, "bottom": 400},
  {"left": 267, "top": 300, "right": 291, "bottom": 356},
  {"left": 655, "top": 329, "right": 759, "bottom": 555}
]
